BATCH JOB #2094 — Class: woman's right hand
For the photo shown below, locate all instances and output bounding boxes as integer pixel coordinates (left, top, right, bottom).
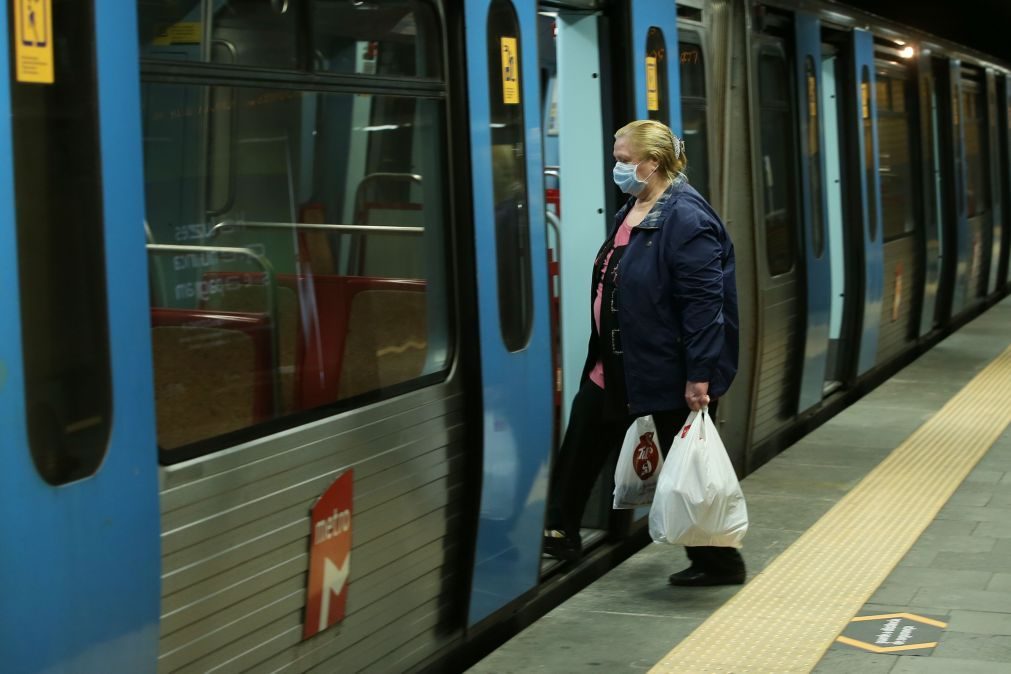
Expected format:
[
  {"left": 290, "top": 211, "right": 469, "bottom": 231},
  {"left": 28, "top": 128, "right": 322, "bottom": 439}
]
[{"left": 685, "top": 380, "right": 710, "bottom": 411}]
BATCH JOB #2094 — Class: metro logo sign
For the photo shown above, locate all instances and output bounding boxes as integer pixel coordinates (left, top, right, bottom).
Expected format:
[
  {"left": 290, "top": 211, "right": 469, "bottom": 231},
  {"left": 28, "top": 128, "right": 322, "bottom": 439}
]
[{"left": 303, "top": 469, "right": 353, "bottom": 639}]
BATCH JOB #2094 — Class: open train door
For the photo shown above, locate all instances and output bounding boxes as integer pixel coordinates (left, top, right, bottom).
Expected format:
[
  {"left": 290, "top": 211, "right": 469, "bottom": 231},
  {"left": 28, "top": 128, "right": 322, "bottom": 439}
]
[
  {"left": 0, "top": 1, "right": 161, "bottom": 670},
  {"left": 462, "top": 0, "right": 556, "bottom": 625}
]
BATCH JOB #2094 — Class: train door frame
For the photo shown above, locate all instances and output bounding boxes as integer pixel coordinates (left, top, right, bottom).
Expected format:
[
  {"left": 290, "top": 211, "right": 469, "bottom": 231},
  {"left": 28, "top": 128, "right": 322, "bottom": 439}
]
[
  {"left": 537, "top": 3, "right": 620, "bottom": 559},
  {"left": 462, "top": 0, "right": 555, "bottom": 626},
  {"left": 540, "top": 8, "right": 610, "bottom": 436}
]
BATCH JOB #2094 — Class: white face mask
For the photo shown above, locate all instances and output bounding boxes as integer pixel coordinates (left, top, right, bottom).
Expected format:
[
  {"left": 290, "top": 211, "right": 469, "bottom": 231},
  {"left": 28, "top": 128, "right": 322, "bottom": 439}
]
[{"left": 612, "top": 161, "right": 657, "bottom": 195}]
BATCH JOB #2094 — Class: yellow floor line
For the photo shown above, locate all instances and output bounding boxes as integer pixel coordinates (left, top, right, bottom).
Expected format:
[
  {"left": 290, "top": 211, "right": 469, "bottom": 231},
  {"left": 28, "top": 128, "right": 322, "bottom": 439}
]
[{"left": 650, "top": 345, "right": 1011, "bottom": 674}]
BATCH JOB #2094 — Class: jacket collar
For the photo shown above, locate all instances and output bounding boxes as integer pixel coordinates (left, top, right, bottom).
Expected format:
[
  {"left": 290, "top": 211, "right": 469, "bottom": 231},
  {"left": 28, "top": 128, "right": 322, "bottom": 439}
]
[{"left": 614, "top": 179, "right": 685, "bottom": 232}]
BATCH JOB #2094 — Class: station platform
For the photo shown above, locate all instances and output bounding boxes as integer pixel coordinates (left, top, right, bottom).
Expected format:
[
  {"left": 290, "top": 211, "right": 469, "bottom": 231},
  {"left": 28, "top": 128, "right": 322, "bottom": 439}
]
[{"left": 468, "top": 297, "right": 1011, "bottom": 674}]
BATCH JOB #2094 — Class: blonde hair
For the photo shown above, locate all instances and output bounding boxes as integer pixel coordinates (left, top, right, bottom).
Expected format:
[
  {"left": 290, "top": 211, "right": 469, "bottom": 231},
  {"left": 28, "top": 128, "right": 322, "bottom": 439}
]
[{"left": 614, "top": 119, "right": 688, "bottom": 183}]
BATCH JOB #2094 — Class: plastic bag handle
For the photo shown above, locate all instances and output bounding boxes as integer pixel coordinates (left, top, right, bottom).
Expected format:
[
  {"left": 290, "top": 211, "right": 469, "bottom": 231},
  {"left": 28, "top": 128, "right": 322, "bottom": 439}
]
[{"left": 698, "top": 406, "right": 709, "bottom": 442}]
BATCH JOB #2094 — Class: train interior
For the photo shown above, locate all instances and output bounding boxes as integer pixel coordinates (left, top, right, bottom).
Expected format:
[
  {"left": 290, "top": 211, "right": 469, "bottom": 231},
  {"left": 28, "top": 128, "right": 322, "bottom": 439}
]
[{"left": 138, "top": 0, "right": 450, "bottom": 454}]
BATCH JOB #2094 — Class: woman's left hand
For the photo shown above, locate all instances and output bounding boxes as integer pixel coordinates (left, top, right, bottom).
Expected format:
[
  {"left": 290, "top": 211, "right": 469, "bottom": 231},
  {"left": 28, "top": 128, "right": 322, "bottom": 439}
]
[{"left": 685, "top": 381, "right": 710, "bottom": 411}]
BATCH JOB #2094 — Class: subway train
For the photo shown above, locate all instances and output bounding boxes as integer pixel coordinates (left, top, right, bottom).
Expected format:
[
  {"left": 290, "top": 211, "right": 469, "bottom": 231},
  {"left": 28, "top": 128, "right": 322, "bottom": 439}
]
[{"left": 2, "top": 0, "right": 1009, "bottom": 672}]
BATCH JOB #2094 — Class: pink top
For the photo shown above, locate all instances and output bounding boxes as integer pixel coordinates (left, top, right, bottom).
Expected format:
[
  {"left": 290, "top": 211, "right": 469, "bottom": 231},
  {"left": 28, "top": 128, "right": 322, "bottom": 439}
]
[{"left": 589, "top": 218, "right": 633, "bottom": 389}]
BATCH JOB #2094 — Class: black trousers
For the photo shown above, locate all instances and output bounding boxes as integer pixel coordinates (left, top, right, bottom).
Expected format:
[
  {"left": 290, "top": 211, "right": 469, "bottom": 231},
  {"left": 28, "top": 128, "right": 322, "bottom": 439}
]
[{"left": 545, "top": 380, "right": 745, "bottom": 574}]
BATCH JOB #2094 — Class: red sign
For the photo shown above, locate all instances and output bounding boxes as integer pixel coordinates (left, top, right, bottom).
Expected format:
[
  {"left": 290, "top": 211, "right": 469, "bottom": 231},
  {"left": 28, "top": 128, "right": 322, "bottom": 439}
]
[
  {"left": 303, "top": 469, "right": 353, "bottom": 639},
  {"left": 633, "top": 431, "right": 660, "bottom": 479}
]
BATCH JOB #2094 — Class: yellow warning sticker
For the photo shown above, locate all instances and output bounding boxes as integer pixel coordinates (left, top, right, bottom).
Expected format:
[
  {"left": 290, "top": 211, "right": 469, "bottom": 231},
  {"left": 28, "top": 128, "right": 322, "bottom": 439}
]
[
  {"left": 500, "top": 36, "right": 520, "bottom": 105},
  {"left": 13, "top": 0, "right": 54, "bottom": 84},
  {"left": 152, "top": 22, "right": 202, "bottom": 46},
  {"left": 646, "top": 56, "right": 659, "bottom": 111}
]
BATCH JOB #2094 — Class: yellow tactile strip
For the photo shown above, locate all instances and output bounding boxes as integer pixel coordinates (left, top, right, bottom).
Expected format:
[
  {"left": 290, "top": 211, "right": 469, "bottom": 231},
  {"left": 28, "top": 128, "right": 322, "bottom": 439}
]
[{"left": 651, "top": 345, "right": 1011, "bottom": 674}]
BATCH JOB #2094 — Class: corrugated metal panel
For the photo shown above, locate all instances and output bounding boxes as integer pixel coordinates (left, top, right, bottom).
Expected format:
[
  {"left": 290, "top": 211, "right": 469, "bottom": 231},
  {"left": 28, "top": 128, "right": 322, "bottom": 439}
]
[
  {"left": 158, "top": 382, "right": 469, "bottom": 673},
  {"left": 752, "top": 275, "right": 801, "bottom": 444}
]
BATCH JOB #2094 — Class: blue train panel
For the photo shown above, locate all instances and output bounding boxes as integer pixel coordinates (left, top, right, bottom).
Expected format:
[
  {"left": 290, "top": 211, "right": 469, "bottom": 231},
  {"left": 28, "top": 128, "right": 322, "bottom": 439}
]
[
  {"left": 851, "top": 29, "right": 884, "bottom": 375},
  {"left": 463, "top": 0, "right": 555, "bottom": 626},
  {"left": 0, "top": 2, "right": 161, "bottom": 671},
  {"left": 631, "top": 0, "right": 682, "bottom": 134},
  {"left": 794, "top": 13, "right": 832, "bottom": 411}
]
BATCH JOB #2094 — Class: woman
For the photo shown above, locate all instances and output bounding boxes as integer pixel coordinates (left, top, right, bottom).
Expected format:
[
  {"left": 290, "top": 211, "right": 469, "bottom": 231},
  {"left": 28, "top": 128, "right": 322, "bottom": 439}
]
[{"left": 543, "top": 119, "right": 745, "bottom": 586}]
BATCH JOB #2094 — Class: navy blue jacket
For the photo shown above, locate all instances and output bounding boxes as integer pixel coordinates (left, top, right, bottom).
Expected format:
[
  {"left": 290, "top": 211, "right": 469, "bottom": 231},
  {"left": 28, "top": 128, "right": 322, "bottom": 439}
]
[{"left": 580, "top": 181, "right": 739, "bottom": 415}]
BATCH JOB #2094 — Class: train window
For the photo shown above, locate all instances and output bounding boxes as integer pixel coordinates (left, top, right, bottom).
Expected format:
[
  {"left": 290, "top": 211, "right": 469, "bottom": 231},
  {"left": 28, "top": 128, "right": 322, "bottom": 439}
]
[
  {"left": 679, "top": 33, "right": 710, "bottom": 200},
  {"left": 962, "top": 84, "right": 991, "bottom": 218},
  {"left": 805, "top": 57, "right": 824, "bottom": 258},
  {"left": 876, "top": 70, "right": 918, "bottom": 240},
  {"left": 140, "top": 7, "right": 453, "bottom": 458},
  {"left": 646, "top": 26, "right": 670, "bottom": 124},
  {"left": 862, "top": 67, "right": 878, "bottom": 242},
  {"left": 10, "top": 0, "right": 111, "bottom": 484},
  {"left": 486, "top": 0, "right": 533, "bottom": 352},
  {"left": 138, "top": 1, "right": 441, "bottom": 79},
  {"left": 757, "top": 45, "right": 798, "bottom": 276}
]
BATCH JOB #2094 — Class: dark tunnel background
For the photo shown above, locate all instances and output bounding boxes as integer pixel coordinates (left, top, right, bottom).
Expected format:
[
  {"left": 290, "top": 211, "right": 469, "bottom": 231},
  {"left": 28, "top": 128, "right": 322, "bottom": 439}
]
[{"left": 842, "top": 0, "right": 1011, "bottom": 62}]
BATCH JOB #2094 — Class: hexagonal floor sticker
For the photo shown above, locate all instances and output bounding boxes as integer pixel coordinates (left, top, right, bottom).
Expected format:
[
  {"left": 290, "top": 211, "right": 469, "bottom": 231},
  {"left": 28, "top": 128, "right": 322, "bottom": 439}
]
[{"left": 834, "top": 612, "right": 948, "bottom": 655}]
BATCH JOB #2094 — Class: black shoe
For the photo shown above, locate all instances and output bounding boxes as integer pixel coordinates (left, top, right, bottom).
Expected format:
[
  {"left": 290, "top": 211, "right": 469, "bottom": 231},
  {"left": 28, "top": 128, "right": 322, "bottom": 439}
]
[
  {"left": 543, "top": 530, "right": 582, "bottom": 562},
  {"left": 668, "top": 567, "right": 745, "bottom": 587}
]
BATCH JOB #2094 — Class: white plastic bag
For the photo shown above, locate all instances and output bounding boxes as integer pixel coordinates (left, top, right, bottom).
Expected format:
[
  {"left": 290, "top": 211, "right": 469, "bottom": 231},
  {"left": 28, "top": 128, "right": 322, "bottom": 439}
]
[
  {"left": 612, "top": 416, "right": 665, "bottom": 509},
  {"left": 649, "top": 409, "right": 748, "bottom": 547}
]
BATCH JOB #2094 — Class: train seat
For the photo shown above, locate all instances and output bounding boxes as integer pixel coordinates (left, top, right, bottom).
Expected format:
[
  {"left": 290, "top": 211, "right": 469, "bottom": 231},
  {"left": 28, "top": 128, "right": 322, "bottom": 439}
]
[
  {"left": 150, "top": 308, "right": 274, "bottom": 450},
  {"left": 337, "top": 278, "right": 428, "bottom": 400},
  {"left": 202, "top": 273, "right": 301, "bottom": 413},
  {"left": 199, "top": 271, "right": 428, "bottom": 411}
]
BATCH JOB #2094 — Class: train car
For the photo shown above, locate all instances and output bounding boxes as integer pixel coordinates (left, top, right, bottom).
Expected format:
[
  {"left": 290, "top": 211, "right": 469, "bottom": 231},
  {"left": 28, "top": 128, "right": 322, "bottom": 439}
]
[{"left": 1, "top": 0, "right": 1009, "bottom": 672}]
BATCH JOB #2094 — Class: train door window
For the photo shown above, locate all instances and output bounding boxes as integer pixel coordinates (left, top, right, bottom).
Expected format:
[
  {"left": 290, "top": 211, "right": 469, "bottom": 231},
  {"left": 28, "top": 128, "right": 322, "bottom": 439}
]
[
  {"left": 805, "top": 56, "right": 824, "bottom": 257},
  {"left": 487, "top": 0, "right": 533, "bottom": 352},
  {"left": 679, "top": 32, "right": 709, "bottom": 200},
  {"left": 876, "top": 67, "right": 918, "bottom": 240},
  {"left": 10, "top": 0, "right": 111, "bottom": 484},
  {"left": 139, "top": 2, "right": 453, "bottom": 458},
  {"left": 861, "top": 66, "right": 878, "bottom": 242},
  {"left": 646, "top": 26, "right": 670, "bottom": 123},
  {"left": 757, "top": 43, "right": 799, "bottom": 276},
  {"left": 962, "top": 79, "right": 991, "bottom": 219}
]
